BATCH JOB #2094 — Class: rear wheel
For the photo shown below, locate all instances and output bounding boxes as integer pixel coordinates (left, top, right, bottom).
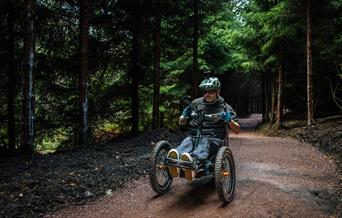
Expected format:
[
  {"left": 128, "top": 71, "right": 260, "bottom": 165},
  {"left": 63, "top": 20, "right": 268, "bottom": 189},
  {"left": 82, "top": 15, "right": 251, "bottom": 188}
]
[
  {"left": 215, "top": 146, "right": 235, "bottom": 203},
  {"left": 149, "top": 141, "right": 173, "bottom": 194}
]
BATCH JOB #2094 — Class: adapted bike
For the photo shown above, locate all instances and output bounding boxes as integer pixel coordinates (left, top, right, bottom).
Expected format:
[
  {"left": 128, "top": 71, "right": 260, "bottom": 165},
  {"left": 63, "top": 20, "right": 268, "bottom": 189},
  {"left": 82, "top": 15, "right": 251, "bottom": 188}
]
[{"left": 149, "top": 98, "right": 236, "bottom": 203}]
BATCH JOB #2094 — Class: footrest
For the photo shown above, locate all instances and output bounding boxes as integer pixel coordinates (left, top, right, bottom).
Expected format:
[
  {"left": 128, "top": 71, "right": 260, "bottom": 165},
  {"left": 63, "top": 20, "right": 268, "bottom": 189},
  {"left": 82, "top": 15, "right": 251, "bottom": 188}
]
[{"left": 164, "top": 157, "right": 195, "bottom": 170}]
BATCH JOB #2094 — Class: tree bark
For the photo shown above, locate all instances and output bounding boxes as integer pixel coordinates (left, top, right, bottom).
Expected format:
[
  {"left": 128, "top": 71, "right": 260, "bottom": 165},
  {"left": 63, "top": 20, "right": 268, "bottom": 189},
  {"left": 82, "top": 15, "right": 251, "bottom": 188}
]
[
  {"left": 21, "top": 0, "right": 35, "bottom": 154},
  {"left": 78, "top": 0, "right": 90, "bottom": 146},
  {"left": 192, "top": 0, "right": 199, "bottom": 98},
  {"left": 270, "top": 71, "right": 276, "bottom": 124},
  {"left": 130, "top": 2, "right": 141, "bottom": 136},
  {"left": 306, "top": 0, "right": 314, "bottom": 126},
  {"left": 276, "top": 63, "right": 284, "bottom": 129},
  {"left": 261, "top": 72, "right": 265, "bottom": 122},
  {"left": 152, "top": 0, "right": 161, "bottom": 129},
  {"left": 7, "top": 0, "right": 16, "bottom": 153},
  {"left": 265, "top": 71, "right": 271, "bottom": 123}
]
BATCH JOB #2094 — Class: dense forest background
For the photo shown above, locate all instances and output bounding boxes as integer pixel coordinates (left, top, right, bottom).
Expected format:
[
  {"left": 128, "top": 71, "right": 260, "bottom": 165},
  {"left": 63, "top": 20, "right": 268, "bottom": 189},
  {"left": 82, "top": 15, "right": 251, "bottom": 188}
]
[{"left": 0, "top": 0, "right": 341, "bottom": 154}]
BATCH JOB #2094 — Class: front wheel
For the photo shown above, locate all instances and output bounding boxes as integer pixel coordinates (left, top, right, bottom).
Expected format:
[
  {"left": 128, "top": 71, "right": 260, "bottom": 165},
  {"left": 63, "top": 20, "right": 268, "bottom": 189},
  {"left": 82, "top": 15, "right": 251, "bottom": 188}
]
[
  {"left": 149, "top": 141, "right": 173, "bottom": 194},
  {"left": 215, "top": 146, "right": 235, "bottom": 203}
]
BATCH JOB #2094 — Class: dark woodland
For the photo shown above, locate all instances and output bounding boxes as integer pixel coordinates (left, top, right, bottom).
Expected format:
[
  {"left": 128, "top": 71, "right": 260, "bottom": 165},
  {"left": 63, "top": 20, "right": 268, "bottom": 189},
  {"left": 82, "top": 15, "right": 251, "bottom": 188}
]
[
  {"left": 0, "top": 0, "right": 341, "bottom": 216},
  {"left": 0, "top": 0, "right": 340, "bottom": 153}
]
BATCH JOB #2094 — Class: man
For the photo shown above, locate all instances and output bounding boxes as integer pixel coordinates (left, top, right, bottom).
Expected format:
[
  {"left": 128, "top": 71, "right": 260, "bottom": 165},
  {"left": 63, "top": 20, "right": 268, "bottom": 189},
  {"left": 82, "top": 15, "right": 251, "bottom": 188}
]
[{"left": 167, "top": 77, "right": 240, "bottom": 181}]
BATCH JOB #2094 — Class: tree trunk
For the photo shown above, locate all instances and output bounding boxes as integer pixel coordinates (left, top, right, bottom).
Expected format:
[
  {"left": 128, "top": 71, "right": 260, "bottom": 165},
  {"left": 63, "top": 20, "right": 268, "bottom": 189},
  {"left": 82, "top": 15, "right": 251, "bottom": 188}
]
[
  {"left": 21, "top": 0, "right": 35, "bottom": 154},
  {"left": 130, "top": 2, "right": 141, "bottom": 136},
  {"left": 7, "top": 0, "right": 16, "bottom": 153},
  {"left": 192, "top": 0, "right": 199, "bottom": 98},
  {"left": 78, "top": 0, "right": 90, "bottom": 146},
  {"left": 276, "top": 63, "right": 284, "bottom": 129},
  {"left": 306, "top": 0, "right": 314, "bottom": 126},
  {"left": 152, "top": 0, "right": 161, "bottom": 129},
  {"left": 265, "top": 71, "right": 271, "bottom": 123},
  {"left": 270, "top": 71, "right": 276, "bottom": 124},
  {"left": 261, "top": 72, "right": 265, "bottom": 122}
]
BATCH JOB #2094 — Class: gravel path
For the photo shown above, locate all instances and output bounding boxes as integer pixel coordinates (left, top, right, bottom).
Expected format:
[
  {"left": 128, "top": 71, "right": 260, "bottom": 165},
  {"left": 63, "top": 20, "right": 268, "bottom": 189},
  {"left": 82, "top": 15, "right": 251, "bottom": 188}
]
[{"left": 49, "top": 131, "right": 340, "bottom": 218}]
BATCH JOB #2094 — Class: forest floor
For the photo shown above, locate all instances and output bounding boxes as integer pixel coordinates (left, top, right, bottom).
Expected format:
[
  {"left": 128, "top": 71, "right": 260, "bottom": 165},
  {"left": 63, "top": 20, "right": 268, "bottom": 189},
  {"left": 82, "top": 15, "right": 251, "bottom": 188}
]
[
  {"left": 0, "top": 115, "right": 341, "bottom": 217},
  {"left": 0, "top": 129, "right": 187, "bottom": 217}
]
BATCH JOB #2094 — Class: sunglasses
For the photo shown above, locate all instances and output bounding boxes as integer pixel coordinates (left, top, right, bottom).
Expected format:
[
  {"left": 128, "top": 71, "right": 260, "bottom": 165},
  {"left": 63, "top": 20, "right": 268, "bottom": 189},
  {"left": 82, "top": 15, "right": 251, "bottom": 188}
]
[{"left": 203, "top": 90, "right": 216, "bottom": 95}]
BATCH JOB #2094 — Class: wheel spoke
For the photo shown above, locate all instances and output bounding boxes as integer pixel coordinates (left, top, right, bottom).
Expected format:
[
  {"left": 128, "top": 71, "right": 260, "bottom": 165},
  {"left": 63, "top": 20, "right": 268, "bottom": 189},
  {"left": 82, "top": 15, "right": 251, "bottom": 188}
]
[
  {"left": 149, "top": 142, "right": 173, "bottom": 194},
  {"left": 155, "top": 149, "right": 169, "bottom": 186},
  {"left": 215, "top": 147, "right": 235, "bottom": 203},
  {"left": 157, "top": 170, "right": 166, "bottom": 184},
  {"left": 223, "top": 156, "right": 231, "bottom": 196}
]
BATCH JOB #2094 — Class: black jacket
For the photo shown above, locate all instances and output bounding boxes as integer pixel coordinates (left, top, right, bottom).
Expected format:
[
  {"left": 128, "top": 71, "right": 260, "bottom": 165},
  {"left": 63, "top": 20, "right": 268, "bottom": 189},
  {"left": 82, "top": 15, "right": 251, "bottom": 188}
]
[{"left": 188, "top": 96, "right": 238, "bottom": 139}]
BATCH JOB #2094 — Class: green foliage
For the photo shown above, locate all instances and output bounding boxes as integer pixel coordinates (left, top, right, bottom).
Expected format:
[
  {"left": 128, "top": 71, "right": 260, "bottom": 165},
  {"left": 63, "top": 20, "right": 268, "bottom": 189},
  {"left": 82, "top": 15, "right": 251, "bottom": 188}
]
[
  {"left": 160, "top": 81, "right": 189, "bottom": 130},
  {"left": 161, "top": 55, "right": 192, "bottom": 77},
  {"left": 201, "top": 37, "right": 229, "bottom": 73},
  {"left": 139, "top": 85, "right": 153, "bottom": 131},
  {"left": 35, "top": 128, "right": 71, "bottom": 153},
  {"left": 1, "top": 0, "right": 341, "bottom": 153}
]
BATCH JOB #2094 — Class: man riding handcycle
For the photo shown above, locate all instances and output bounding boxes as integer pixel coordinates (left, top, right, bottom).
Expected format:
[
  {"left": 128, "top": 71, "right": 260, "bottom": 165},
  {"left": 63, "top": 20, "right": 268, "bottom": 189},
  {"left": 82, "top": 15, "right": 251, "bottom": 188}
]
[{"left": 149, "top": 77, "right": 240, "bottom": 203}]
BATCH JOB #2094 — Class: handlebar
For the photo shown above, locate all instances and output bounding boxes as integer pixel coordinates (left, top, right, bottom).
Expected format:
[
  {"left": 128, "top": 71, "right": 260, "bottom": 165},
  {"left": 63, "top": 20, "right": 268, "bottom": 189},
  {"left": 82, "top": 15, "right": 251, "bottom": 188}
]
[{"left": 204, "top": 113, "right": 222, "bottom": 119}]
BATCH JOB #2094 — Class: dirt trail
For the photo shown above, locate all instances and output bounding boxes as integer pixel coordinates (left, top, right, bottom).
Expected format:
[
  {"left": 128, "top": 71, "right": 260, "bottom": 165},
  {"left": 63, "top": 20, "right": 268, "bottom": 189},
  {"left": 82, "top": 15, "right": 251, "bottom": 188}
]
[{"left": 50, "top": 128, "right": 339, "bottom": 218}]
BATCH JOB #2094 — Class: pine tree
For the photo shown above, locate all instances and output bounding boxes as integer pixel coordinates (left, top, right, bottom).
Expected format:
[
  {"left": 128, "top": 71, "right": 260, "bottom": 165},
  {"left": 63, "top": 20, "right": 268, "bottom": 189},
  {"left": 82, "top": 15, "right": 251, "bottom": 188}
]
[
  {"left": 78, "top": 0, "right": 90, "bottom": 146},
  {"left": 21, "top": 0, "right": 35, "bottom": 153}
]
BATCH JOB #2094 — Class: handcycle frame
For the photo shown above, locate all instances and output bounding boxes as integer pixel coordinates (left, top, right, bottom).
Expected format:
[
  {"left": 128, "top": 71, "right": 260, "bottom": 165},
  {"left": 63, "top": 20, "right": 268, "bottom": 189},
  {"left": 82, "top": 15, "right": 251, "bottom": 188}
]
[
  {"left": 149, "top": 97, "right": 236, "bottom": 203},
  {"left": 163, "top": 99, "right": 227, "bottom": 174}
]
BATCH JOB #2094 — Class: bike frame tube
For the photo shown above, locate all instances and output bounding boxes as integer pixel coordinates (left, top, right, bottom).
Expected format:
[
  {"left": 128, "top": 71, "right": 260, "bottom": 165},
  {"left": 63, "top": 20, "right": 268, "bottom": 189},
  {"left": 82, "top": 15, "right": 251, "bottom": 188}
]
[{"left": 192, "top": 109, "right": 203, "bottom": 152}]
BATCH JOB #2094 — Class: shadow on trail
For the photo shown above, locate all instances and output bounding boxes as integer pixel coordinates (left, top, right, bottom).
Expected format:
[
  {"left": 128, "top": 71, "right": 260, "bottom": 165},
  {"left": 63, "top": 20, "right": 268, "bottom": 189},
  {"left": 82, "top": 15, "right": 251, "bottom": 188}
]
[
  {"left": 165, "top": 176, "right": 216, "bottom": 210},
  {"left": 151, "top": 193, "right": 164, "bottom": 200}
]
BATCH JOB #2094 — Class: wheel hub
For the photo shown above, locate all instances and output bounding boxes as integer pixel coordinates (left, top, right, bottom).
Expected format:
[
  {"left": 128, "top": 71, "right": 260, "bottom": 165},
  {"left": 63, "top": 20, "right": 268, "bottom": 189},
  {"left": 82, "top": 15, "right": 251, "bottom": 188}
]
[
  {"left": 157, "top": 164, "right": 166, "bottom": 170},
  {"left": 222, "top": 171, "right": 230, "bottom": 177}
]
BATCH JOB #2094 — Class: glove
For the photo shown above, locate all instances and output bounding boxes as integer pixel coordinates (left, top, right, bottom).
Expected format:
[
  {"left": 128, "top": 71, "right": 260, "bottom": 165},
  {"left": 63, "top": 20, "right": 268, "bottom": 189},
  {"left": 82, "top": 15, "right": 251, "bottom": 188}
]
[
  {"left": 181, "top": 105, "right": 192, "bottom": 118},
  {"left": 220, "top": 111, "right": 231, "bottom": 123}
]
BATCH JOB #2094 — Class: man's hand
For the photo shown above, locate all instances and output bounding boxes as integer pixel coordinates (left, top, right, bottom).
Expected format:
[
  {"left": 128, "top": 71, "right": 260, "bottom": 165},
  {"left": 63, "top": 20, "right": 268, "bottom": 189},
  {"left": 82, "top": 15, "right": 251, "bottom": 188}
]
[
  {"left": 181, "top": 105, "right": 192, "bottom": 118},
  {"left": 179, "top": 116, "right": 188, "bottom": 126},
  {"left": 220, "top": 111, "right": 231, "bottom": 123}
]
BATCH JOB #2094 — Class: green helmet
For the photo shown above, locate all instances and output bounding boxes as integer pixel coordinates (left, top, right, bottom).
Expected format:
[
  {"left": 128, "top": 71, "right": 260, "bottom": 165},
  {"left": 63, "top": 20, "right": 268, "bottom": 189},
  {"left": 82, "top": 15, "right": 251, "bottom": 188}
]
[{"left": 199, "top": 77, "right": 221, "bottom": 90}]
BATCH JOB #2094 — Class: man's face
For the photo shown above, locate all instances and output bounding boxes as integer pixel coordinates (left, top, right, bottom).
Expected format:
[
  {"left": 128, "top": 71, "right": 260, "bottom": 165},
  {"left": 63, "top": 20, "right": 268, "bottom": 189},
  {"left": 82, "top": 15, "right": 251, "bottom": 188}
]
[{"left": 203, "top": 90, "right": 218, "bottom": 102}]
